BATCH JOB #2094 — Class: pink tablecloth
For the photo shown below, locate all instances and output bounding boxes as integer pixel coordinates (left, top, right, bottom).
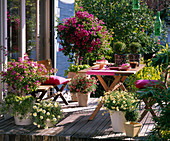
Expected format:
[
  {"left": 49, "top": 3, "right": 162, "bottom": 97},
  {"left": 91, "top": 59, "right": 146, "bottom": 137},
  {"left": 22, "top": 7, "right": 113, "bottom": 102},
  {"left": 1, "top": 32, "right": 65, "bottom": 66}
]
[{"left": 87, "top": 69, "right": 117, "bottom": 75}]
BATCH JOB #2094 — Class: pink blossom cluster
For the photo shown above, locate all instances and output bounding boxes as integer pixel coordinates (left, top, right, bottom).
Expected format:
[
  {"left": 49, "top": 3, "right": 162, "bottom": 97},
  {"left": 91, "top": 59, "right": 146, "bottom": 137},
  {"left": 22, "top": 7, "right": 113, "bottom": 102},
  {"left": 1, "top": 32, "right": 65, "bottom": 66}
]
[
  {"left": 119, "top": 63, "right": 131, "bottom": 68},
  {"left": 1, "top": 54, "right": 49, "bottom": 96},
  {"left": 68, "top": 74, "right": 98, "bottom": 94},
  {"left": 57, "top": 9, "right": 112, "bottom": 62}
]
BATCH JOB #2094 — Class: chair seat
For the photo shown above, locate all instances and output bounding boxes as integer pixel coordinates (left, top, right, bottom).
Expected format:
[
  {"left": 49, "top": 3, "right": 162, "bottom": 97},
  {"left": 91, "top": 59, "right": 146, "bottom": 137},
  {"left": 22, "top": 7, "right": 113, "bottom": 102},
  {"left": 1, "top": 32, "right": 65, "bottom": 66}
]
[
  {"left": 42, "top": 75, "right": 70, "bottom": 85},
  {"left": 135, "top": 79, "right": 163, "bottom": 89}
]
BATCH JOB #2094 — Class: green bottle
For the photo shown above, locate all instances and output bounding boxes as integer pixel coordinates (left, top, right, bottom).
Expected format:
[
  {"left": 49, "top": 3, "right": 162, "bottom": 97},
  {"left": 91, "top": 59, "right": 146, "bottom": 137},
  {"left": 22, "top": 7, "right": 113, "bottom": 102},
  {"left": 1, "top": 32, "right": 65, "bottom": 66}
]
[
  {"left": 133, "top": 0, "right": 140, "bottom": 10},
  {"left": 155, "top": 11, "right": 161, "bottom": 36}
]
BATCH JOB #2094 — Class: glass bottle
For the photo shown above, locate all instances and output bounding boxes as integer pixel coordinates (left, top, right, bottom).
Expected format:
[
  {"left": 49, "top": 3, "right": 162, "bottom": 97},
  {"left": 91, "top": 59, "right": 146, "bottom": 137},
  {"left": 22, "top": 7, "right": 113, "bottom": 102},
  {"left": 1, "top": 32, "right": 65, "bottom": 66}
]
[
  {"left": 155, "top": 11, "right": 161, "bottom": 36},
  {"left": 133, "top": 0, "right": 140, "bottom": 10}
]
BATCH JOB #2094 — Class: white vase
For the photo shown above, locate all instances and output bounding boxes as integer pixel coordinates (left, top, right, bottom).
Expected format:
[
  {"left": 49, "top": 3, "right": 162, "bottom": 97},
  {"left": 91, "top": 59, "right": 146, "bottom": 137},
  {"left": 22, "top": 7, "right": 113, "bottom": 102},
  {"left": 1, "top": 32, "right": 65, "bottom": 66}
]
[
  {"left": 77, "top": 92, "right": 90, "bottom": 107},
  {"left": 14, "top": 112, "right": 32, "bottom": 125},
  {"left": 70, "top": 92, "right": 78, "bottom": 102},
  {"left": 109, "top": 110, "right": 126, "bottom": 133}
]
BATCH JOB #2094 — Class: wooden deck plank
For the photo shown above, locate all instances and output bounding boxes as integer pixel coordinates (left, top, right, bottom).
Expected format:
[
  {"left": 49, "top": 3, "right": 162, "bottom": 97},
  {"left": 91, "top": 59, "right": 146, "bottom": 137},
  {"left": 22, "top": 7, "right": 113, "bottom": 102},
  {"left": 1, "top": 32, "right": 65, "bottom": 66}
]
[{"left": 0, "top": 97, "right": 158, "bottom": 141}]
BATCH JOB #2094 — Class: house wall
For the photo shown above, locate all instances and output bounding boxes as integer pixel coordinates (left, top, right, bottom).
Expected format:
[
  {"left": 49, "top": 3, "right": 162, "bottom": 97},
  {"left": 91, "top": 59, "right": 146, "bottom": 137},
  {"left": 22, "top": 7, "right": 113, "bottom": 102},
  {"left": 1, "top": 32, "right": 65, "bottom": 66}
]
[{"left": 55, "top": 0, "right": 75, "bottom": 77}]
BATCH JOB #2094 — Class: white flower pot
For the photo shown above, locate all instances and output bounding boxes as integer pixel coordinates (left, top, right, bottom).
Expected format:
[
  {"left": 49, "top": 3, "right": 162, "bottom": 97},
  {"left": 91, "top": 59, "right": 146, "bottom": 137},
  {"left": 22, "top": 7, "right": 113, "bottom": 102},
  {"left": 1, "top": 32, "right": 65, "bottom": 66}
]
[
  {"left": 124, "top": 122, "right": 142, "bottom": 137},
  {"left": 77, "top": 92, "right": 90, "bottom": 107},
  {"left": 45, "top": 120, "right": 54, "bottom": 128},
  {"left": 14, "top": 113, "right": 32, "bottom": 125},
  {"left": 70, "top": 92, "right": 78, "bottom": 102},
  {"left": 109, "top": 110, "right": 126, "bottom": 133}
]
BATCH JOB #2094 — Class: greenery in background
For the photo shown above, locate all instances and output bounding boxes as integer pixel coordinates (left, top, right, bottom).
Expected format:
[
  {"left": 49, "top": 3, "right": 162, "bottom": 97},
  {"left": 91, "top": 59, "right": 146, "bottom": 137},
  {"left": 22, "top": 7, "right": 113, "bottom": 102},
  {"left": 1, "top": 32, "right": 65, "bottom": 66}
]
[
  {"left": 75, "top": 0, "right": 167, "bottom": 61},
  {"left": 64, "top": 64, "right": 90, "bottom": 76},
  {"left": 125, "top": 60, "right": 163, "bottom": 92},
  {"left": 150, "top": 44, "right": 169, "bottom": 70}
]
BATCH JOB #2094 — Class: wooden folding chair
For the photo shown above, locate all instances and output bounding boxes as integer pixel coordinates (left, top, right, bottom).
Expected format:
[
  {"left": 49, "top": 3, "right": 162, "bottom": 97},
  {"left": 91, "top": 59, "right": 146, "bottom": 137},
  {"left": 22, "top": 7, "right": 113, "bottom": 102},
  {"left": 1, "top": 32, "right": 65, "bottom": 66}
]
[
  {"left": 135, "top": 66, "right": 169, "bottom": 122},
  {"left": 31, "top": 59, "right": 71, "bottom": 105}
]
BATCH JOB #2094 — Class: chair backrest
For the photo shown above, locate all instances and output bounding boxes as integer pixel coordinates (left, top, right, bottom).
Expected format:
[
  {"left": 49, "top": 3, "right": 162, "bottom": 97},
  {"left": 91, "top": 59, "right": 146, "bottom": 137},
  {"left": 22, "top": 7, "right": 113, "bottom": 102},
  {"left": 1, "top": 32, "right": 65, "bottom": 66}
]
[
  {"left": 164, "top": 65, "right": 170, "bottom": 88},
  {"left": 37, "top": 59, "right": 53, "bottom": 74}
]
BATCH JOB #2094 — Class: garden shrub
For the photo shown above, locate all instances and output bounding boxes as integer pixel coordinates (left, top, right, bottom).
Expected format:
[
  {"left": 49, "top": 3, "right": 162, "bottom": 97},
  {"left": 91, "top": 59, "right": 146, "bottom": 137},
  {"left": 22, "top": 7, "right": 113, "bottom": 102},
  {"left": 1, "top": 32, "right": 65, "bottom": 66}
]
[{"left": 75, "top": 0, "right": 167, "bottom": 61}]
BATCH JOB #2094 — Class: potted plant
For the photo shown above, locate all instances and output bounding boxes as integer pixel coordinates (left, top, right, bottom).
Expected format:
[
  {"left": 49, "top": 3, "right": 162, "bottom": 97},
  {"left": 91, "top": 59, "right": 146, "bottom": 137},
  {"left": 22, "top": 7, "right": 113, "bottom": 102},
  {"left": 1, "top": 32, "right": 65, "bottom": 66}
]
[
  {"left": 119, "top": 63, "right": 131, "bottom": 71},
  {"left": 113, "top": 41, "right": 127, "bottom": 66},
  {"left": 32, "top": 99, "right": 63, "bottom": 129},
  {"left": 65, "top": 64, "right": 90, "bottom": 101},
  {"left": 0, "top": 54, "right": 50, "bottom": 125},
  {"left": 124, "top": 109, "right": 142, "bottom": 137},
  {"left": 68, "top": 74, "right": 98, "bottom": 107},
  {"left": 129, "top": 42, "right": 141, "bottom": 66},
  {"left": 64, "top": 64, "right": 90, "bottom": 78},
  {"left": 57, "top": 9, "right": 112, "bottom": 65},
  {"left": 102, "top": 90, "right": 138, "bottom": 132},
  {"left": 0, "top": 94, "right": 35, "bottom": 125}
]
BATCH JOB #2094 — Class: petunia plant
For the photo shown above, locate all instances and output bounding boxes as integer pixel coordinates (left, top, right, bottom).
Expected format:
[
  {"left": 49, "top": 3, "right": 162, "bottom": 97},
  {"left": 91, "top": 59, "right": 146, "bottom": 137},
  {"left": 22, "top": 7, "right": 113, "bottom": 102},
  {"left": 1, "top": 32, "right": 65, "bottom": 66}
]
[
  {"left": 0, "top": 54, "right": 52, "bottom": 96},
  {"left": 57, "top": 8, "right": 112, "bottom": 64}
]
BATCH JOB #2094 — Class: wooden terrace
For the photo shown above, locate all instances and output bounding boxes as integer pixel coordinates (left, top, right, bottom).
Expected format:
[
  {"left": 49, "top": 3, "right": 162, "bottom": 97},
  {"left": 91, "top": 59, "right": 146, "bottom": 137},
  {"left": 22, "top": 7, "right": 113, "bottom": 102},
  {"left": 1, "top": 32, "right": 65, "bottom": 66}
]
[{"left": 0, "top": 95, "right": 158, "bottom": 141}]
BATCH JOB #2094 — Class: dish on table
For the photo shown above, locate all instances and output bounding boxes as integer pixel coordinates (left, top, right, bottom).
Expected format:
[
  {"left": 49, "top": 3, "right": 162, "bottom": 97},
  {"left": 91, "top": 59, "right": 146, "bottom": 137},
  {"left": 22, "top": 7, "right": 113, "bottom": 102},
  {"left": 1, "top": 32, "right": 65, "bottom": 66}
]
[
  {"left": 109, "top": 67, "right": 120, "bottom": 70},
  {"left": 118, "top": 67, "right": 129, "bottom": 71}
]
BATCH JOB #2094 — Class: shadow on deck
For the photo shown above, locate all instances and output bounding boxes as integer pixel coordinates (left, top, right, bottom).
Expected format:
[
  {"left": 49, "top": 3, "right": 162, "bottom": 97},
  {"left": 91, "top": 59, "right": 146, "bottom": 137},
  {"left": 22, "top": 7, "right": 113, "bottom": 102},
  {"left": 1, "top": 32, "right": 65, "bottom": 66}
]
[{"left": 0, "top": 97, "right": 157, "bottom": 141}]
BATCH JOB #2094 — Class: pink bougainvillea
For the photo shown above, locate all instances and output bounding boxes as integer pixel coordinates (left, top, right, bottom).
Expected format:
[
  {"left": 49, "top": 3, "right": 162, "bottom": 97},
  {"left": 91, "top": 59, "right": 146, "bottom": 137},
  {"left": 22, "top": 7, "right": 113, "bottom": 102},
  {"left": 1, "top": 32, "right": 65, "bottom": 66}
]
[{"left": 56, "top": 8, "right": 112, "bottom": 63}]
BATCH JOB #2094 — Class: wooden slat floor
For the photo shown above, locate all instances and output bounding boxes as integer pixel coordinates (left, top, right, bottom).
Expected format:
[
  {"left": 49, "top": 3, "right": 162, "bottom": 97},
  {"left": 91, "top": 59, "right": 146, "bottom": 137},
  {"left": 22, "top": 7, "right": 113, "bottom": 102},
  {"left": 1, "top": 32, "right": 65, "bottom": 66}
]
[{"left": 0, "top": 94, "right": 159, "bottom": 141}]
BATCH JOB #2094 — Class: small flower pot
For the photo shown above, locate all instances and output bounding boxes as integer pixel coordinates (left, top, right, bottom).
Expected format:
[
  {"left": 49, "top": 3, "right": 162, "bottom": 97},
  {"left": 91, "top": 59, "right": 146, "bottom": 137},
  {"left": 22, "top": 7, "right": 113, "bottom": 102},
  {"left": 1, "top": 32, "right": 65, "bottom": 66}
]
[
  {"left": 129, "top": 54, "right": 141, "bottom": 66},
  {"left": 114, "top": 54, "right": 127, "bottom": 66},
  {"left": 14, "top": 113, "right": 32, "bottom": 125},
  {"left": 130, "top": 62, "right": 138, "bottom": 68},
  {"left": 67, "top": 72, "right": 77, "bottom": 78},
  {"left": 124, "top": 122, "right": 142, "bottom": 137},
  {"left": 77, "top": 92, "right": 90, "bottom": 107},
  {"left": 70, "top": 92, "right": 78, "bottom": 102}
]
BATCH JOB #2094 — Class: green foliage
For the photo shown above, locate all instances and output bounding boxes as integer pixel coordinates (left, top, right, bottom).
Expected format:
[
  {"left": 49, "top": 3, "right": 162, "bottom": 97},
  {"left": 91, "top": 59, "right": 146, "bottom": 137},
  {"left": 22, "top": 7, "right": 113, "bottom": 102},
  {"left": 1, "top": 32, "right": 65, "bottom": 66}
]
[
  {"left": 129, "top": 42, "right": 141, "bottom": 54},
  {"left": 0, "top": 94, "right": 35, "bottom": 119},
  {"left": 125, "top": 109, "right": 140, "bottom": 122},
  {"left": 64, "top": 64, "right": 90, "bottom": 76},
  {"left": 113, "top": 41, "right": 126, "bottom": 54},
  {"left": 75, "top": 0, "right": 167, "bottom": 56},
  {"left": 150, "top": 46, "right": 169, "bottom": 70}
]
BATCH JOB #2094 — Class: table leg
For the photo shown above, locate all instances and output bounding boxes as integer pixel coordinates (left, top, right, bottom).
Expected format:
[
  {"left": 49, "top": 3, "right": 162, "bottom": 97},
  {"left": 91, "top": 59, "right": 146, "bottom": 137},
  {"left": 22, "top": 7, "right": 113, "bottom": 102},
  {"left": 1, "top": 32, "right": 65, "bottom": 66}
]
[
  {"left": 89, "top": 101, "right": 103, "bottom": 120},
  {"left": 96, "top": 75, "right": 109, "bottom": 91}
]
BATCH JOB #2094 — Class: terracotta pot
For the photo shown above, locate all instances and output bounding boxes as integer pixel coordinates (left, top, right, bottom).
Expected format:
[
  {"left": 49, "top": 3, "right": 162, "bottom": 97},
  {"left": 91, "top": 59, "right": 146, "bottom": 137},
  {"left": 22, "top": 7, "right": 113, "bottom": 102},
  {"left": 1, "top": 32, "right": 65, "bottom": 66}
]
[
  {"left": 77, "top": 92, "right": 90, "bottom": 107},
  {"left": 70, "top": 92, "right": 78, "bottom": 102},
  {"left": 110, "top": 111, "right": 126, "bottom": 133},
  {"left": 130, "top": 62, "right": 138, "bottom": 68},
  {"left": 129, "top": 54, "right": 141, "bottom": 66},
  {"left": 124, "top": 122, "right": 142, "bottom": 137},
  {"left": 14, "top": 112, "right": 32, "bottom": 125},
  {"left": 67, "top": 72, "right": 77, "bottom": 79},
  {"left": 114, "top": 54, "right": 127, "bottom": 66}
]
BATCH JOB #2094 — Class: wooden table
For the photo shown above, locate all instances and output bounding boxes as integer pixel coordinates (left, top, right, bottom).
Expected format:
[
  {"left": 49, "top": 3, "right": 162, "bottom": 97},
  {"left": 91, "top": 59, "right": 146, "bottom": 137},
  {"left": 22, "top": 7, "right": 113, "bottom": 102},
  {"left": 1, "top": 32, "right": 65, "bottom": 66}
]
[{"left": 78, "top": 64, "right": 145, "bottom": 120}]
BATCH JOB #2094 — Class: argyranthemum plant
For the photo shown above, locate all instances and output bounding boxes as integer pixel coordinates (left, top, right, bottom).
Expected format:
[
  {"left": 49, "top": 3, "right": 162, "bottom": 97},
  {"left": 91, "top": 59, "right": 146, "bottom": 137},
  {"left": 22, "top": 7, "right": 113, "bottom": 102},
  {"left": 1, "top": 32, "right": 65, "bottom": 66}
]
[
  {"left": 57, "top": 7, "right": 112, "bottom": 64},
  {"left": 32, "top": 99, "right": 63, "bottom": 129},
  {"left": 102, "top": 91, "right": 138, "bottom": 112}
]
